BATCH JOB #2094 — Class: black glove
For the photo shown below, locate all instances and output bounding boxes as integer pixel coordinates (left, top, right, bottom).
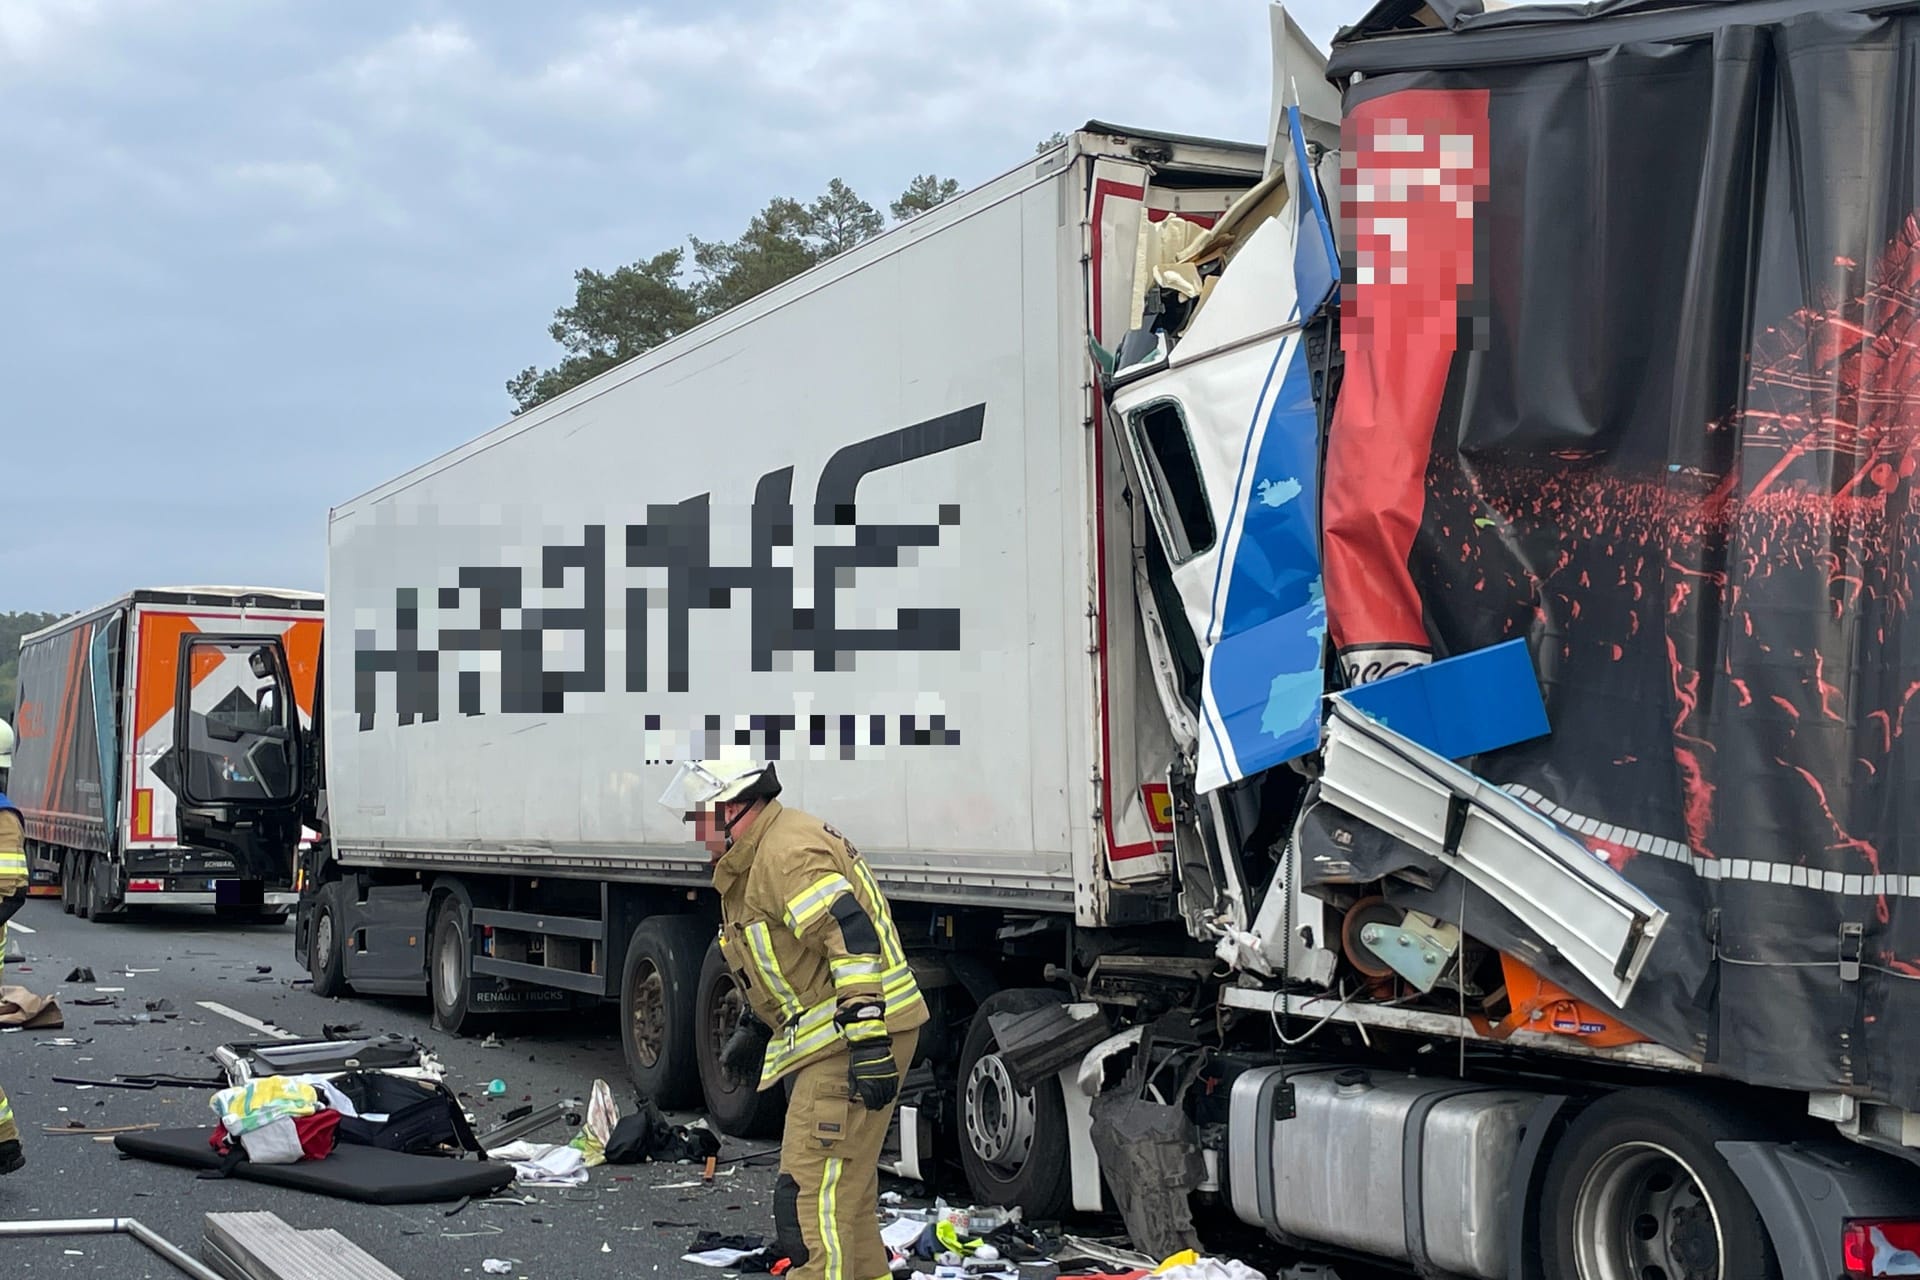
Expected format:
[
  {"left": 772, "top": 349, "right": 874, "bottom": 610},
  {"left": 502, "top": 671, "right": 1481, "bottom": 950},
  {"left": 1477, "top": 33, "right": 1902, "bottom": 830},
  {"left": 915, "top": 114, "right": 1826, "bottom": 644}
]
[
  {"left": 721, "top": 1008, "right": 771, "bottom": 1082},
  {"left": 838, "top": 1000, "right": 898, "bottom": 1110}
]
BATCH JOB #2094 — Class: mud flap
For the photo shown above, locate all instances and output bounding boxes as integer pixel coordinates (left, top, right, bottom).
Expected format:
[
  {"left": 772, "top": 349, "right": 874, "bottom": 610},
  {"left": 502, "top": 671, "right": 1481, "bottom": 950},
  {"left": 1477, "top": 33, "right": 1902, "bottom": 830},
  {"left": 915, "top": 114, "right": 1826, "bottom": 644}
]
[{"left": 1089, "top": 1089, "right": 1208, "bottom": 1261}]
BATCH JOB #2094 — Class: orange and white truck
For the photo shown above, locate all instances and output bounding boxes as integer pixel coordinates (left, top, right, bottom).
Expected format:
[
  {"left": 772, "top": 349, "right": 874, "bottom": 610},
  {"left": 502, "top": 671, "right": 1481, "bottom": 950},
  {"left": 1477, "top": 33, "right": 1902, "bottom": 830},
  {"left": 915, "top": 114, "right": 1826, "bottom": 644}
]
[{"left": 8, "top": 587, "right": 323, "bottom": 922}]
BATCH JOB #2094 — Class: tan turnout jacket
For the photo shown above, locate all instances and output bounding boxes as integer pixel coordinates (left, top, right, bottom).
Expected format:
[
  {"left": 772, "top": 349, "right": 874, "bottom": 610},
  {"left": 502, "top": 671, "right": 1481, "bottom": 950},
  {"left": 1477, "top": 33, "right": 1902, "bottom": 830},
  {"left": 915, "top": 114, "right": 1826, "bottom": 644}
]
[{"left": 712, "top": 800, "right": 926, "bottom": 1089}]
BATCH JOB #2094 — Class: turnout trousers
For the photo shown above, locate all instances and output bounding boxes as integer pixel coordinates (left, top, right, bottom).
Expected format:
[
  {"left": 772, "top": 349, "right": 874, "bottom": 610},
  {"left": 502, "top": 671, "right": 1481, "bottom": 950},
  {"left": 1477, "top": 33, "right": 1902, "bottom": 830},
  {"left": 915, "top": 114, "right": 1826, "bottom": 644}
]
[
  {"left": 775, "top": 1029, "right": 917, "bottom": 1280},
  {"left": 0, "top": 921, "right": 15, "bottom": 1144}
]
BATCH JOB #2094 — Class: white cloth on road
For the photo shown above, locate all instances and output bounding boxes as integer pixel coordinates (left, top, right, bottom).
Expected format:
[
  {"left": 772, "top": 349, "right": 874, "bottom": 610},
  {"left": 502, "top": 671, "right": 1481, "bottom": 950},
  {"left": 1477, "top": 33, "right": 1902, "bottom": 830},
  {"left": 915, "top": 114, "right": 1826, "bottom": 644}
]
[
  {"left": 680, "top": 1248, "right": 760, "bottom": 1268},
  {"left": 487, "top": 1140, "right": 588, "bottom": 1186},
  {"left": 881, "top": 1217, "right": 927, "bottom": 1251},
  {"left": 1155, "top": 1261, "right": 1267, "bottom": 1280}
]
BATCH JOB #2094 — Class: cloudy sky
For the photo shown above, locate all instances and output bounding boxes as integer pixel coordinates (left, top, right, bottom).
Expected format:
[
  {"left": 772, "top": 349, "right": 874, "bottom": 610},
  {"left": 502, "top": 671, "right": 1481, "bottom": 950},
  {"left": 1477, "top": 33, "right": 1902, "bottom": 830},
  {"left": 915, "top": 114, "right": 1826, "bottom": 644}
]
[{"left": 2, "top": 0, "right": 1351, "bottom": 613}]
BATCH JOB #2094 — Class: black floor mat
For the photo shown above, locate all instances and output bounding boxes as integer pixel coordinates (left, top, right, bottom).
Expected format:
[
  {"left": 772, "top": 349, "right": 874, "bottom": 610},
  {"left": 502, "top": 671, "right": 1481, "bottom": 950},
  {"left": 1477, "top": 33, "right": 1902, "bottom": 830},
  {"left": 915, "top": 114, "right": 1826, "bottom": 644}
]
[{"left": 115, "top": 1127, "right": 516, "bottom": 1204}]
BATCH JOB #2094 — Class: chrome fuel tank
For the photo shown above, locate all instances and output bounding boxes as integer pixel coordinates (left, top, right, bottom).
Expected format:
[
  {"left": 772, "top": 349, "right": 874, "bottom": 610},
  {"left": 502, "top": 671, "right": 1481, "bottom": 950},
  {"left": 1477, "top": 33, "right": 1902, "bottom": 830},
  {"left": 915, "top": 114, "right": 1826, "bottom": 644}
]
[{"left": 1227, "top": 1063, "right": 1545, "bottom": 1278}]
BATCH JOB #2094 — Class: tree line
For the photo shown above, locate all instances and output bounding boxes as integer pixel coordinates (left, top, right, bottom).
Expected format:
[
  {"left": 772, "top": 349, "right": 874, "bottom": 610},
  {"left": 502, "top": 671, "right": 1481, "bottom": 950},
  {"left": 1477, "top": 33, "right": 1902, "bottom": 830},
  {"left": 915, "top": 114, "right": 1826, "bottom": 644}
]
[
  {"left": 505, "top": 173, "right": 962, "bottom": 414},
  {"left": 0, "top": 612, "right": 62, "bottom": 717},
  {"left": 506, "top": 134, "right": 1072, "bottom": 414}
]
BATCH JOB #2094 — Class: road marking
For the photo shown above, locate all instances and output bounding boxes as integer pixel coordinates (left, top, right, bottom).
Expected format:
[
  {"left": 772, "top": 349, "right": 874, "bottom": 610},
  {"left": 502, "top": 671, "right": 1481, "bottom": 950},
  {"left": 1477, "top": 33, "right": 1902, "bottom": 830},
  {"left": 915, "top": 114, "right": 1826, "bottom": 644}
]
[
  {"left": 196, "top": 1001, "right": 300, "bottom": 1041},
  {"left": 9, "top": 923, "right": 34, "bottom": 935}
]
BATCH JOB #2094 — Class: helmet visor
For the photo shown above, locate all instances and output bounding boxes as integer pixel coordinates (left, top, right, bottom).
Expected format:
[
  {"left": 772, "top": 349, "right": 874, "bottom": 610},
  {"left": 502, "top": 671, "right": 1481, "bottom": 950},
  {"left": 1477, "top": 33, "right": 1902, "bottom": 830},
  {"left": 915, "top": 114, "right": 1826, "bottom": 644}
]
[{"left": 658, "top": 761, "right": 730, "bottom": 819}]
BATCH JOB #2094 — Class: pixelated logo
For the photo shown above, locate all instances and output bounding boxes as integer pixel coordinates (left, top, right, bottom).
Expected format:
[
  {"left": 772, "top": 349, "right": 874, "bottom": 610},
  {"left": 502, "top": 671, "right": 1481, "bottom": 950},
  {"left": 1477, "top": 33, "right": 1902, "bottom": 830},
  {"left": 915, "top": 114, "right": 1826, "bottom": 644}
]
[
  {"left": 354, "top": 405, "right": 985, "bottom": 761},
  {"left": 1339, "top": 88, "right": 1492, "bottom": 354}
]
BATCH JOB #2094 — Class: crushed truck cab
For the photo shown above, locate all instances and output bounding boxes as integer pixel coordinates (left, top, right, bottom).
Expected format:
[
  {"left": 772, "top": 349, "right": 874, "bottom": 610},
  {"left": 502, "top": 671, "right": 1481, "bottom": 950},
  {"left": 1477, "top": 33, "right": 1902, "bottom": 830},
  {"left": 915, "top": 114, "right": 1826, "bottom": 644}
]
[{"left": 164, "top": 0, "right": 1920, "bottom": 1274}]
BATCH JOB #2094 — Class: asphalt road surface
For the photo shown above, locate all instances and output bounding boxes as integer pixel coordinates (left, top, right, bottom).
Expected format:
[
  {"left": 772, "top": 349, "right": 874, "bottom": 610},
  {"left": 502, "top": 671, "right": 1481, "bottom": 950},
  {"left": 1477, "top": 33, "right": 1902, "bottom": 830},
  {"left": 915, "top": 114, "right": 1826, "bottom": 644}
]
[
  {"left": 0, "top": 899, "right": 1400, "bottom": 1279},
  {"left": 0, "top": 898, "right": 800, "bottom": 1279}
]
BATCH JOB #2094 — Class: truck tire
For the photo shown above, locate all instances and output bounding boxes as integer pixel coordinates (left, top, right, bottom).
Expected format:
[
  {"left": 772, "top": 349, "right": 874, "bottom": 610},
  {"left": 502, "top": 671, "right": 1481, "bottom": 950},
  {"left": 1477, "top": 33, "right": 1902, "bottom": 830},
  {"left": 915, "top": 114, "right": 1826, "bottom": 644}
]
[
  {"left": 61, "top": 851, "right": 76, "bottom": 914},
  {"left": 957, "top": 988, "right": 1073, "bottom": 1222},
  {"left": 694, "top": 938, "right": 787, "bottom": 1138},
  {"left": 73, "top": 854, "right": 90, "bottom": 919},
  {"left": 620, "top": 915, "right": 708, "bottom": 1111},
  {"left": 308, "top": 882, "right": 352, "bottom": 999},
  {"left": 1539, "top": 1087, "right": 1782, "bottom": 1280},
  {"left": 87, "top": 855, "right": 125, "bottom": 922},
  {"left": 429, "top": 893, "right": 483, "bottom": 1036}
]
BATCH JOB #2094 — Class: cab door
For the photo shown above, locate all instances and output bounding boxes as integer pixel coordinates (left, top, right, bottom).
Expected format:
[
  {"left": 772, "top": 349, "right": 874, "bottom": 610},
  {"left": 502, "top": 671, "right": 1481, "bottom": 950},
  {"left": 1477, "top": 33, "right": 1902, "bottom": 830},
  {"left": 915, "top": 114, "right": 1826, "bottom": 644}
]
[{"left": 158, "top": 634, "right": 308, "bottom": 882}]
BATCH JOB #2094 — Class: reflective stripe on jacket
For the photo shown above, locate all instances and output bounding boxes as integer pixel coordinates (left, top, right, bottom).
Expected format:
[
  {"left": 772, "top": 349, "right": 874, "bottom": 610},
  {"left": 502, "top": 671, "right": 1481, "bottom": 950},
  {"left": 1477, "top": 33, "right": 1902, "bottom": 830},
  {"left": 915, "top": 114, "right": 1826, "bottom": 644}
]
[
  {"left": 713, "top": 800, "right": 927, "bottom": 1089},
  {"left": 0, "top": 795, "right": 26, "bottom": 895}
]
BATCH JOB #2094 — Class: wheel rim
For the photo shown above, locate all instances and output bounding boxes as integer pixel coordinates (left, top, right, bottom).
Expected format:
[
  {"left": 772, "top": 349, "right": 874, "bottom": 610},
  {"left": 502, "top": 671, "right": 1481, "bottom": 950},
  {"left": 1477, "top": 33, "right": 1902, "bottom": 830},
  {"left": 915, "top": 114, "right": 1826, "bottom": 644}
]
[
  {"left": 630, "top": 961, "right": 666, "bottom": 1069},
  {"left": 708, "top": 976, "right": 744, "bottom": 1089},
  {"left": 435, "top": 917, "right": 463, "bottom": 1008},
  {"left": 965, "top": 1051, "right": 1036, "bottom": 1174},
  {"left": 315, "top": 911, "right": 335, "bottom": 973},
  {"left": 1572, "top": 1140, "right": 1726, "bottom": 1280}
]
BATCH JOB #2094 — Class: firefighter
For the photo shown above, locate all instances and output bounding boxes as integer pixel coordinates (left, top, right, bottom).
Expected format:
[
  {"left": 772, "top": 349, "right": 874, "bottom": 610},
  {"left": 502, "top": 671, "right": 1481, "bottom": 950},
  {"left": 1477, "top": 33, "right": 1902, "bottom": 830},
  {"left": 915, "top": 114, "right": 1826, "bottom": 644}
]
[
  {"left": 663, "top": 759, "right": 926, "bottom": 1280},
  {"left": 0, "top": 732, "right": 29, "bottom": 1175}
]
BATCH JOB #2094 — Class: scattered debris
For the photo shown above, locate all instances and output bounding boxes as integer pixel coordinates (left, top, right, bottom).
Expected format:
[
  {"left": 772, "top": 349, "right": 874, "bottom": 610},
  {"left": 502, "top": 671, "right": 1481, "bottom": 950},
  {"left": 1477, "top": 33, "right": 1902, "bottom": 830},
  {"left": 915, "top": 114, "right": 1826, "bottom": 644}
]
[
  {"left": 0, "top": 984, "right": 62, "bottom": 1030},
  {"left": 53, "top": 1074, "right": 224, "bottom": 1091},
  {"left": 42, "top": 1122, "right": 161, "bottom": 1135},
  {"left": 145, "top": 998, "right": 175, "bottom": 1014},
  {"left": 474, "top": 1100, "right": 579, "bottom": 1149},
  {"left": 321, "top": 1022, "right": 362, "bottom": 1038},
  {"left": 486, "top": 1140, "right": 588, "bottom": 1187},
  {"left": 483, "top": 1259, "right": 514, "bottom": 1274},
  {"left": 71, "top": 996, "right": 116, "bottom": 1007},
  {"left": 205, "top": 1211, "right": 408, "bottom": 1280}
]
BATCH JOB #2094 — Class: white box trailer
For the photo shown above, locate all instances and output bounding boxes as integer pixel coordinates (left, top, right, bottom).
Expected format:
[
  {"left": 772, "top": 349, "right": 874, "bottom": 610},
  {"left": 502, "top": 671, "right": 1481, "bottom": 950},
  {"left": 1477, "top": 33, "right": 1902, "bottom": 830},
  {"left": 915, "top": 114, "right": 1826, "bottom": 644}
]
[
  {"left": 318, "top": 124, "right": 1260, "bottom": 921},
  {"left": 166, "top": 122, "right": 1274, "bottom": 1181}
]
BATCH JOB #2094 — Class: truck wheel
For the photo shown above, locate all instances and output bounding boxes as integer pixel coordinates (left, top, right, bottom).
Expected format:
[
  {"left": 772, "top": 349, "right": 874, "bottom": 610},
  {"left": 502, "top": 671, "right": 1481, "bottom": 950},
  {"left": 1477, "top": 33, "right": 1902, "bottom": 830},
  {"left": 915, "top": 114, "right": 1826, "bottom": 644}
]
[
  {"left": 308, "top": 883, "right": 352, "bottom": 999},
  {"left": 73, "top": 855, "right": 90, "bottom": 919},
  {"left": 620, "top": 915, "right": 707, "bottom": 1111},
  {"left": 694, "top": 938, "right": 786, "bottom": 1138},
  {"left": 61, "top": 852, "right": 76, "bottom": 915},
  {"left": 87, "top": 856, "right": 125, "bottom": 922},
  {"left": 957, "top": 988, "right": 1073, "bottom": 1221},
  {"left": 1539, "top": 1088, "right": 1781, "bottom": 1280},
  {"left": 429, "top": 894, "right": 482, "bottom": 1036}
]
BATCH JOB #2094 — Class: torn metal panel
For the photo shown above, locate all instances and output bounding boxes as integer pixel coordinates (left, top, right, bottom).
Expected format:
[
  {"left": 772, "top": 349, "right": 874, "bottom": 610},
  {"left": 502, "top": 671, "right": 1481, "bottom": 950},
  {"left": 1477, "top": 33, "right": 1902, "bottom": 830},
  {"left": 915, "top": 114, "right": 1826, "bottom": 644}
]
[
  {"left": 1265, "top": 4, "right": 1343, "bottom": 175},
  {"left": 1107, "top": 111, "right": 1338, "bottom": 801},
  {"left": 1317, "top": 697, "right": 1669, "bottom": 1008},
  {"left": 987, "top": 1002, "right": 1114, "bottom": 1094}
]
